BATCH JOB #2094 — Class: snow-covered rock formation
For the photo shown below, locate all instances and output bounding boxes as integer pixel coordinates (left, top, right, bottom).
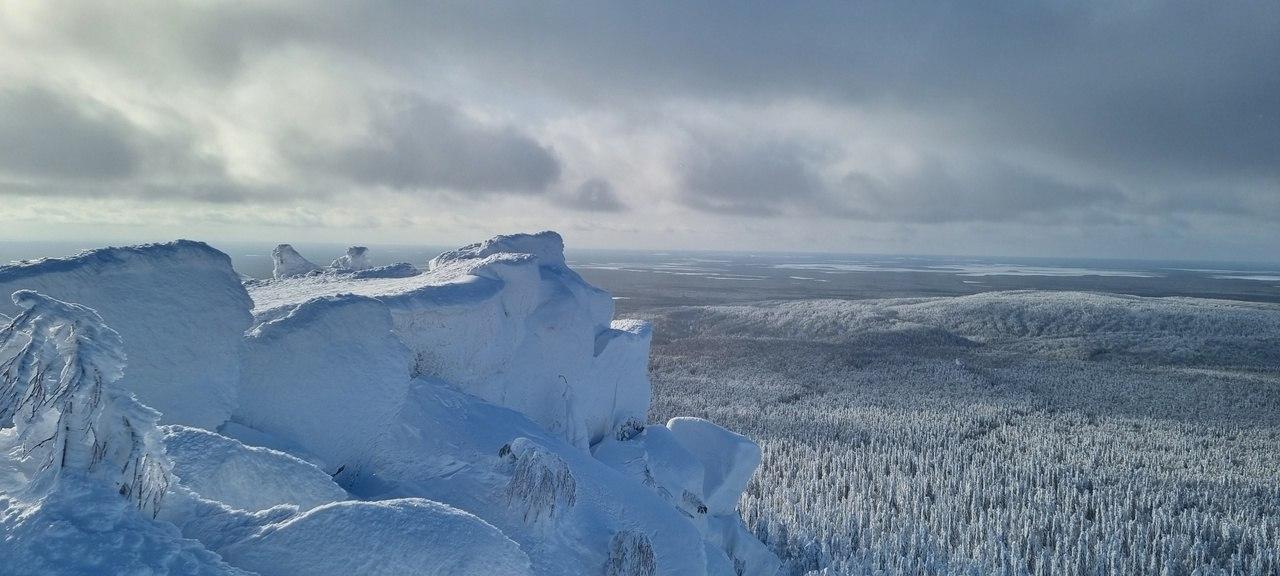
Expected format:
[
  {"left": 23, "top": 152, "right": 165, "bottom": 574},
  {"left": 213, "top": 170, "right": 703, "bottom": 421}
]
[
  {"left": 0, "top": 232, "right": 778, "bottom": 576},
  {"left": 248, "top": 231, "right": 651, "bottom": 451},
  {"left": 237, "top": 294, "right": 412, "bottom": 477},
  {"left": 0, "top": 241, "right": 252, "bottom": 429},
  {"left": 271, "top": 244, "right": 319, "bottom": 279},
  {"left": 329, "top": 246, "right": 372, "bottom": 271}
]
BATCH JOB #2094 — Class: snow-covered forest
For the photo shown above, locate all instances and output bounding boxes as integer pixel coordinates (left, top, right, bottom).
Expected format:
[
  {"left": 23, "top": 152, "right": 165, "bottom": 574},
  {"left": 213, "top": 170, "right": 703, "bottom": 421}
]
[{"left": 645, "top": 295, "right": 1280, "bottom": 575}]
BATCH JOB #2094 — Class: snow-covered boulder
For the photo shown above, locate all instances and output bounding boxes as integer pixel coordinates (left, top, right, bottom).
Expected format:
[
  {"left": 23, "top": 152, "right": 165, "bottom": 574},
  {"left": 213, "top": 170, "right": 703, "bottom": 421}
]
[
  {"left": 271, "top": 244, "right": 319, "bottom": 278},
  {"left": 329, "top": 246, "right": 372, "bottom": 271},
  {"left": 666, "top": 417, "right": 762, "bottom": 516},
  {"left": 237, "top": 294, "right": 412, "bottom": 478},
  {"left": 163, "top": 426, "right": 347, "bottom": 513},
  {"left": 0, "top": 241, "right": 252, "bottom": 429},
  {"left": 221, "top": 499, "right": 533, "bottom": 576}
]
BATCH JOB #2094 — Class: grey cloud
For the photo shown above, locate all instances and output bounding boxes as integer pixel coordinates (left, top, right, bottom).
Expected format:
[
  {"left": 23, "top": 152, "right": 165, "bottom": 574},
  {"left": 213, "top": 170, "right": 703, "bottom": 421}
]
[
  {"left": 0, "top": 88, "right": 138, "bottom": 180},
  {"left": 675, "top": 140, "right": 1127, "bottom": 224},
  {"left": 347, "top": 2, "right": 1278, "bottom": 192},
  {"left": 296, "top": 97, "right": 561, "bottom": 195},
  {"left": 679, "top": 141, "right": 829, "bottom": 216},
  {"left": 560, "top": 178, "right": 626, "bottom": 212},
  {"left": 3, "top": 0, "right": 1276, "bottom": 254},
  {"left": 837, "top": 161, "right": 1127, "bottom": 223}
]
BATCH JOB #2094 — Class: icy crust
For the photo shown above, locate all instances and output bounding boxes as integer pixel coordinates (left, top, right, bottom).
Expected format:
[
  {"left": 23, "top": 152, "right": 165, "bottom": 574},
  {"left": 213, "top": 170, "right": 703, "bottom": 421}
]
[
  {"left": 162, "top": 426, "right": 347, "bottom": 513},
  {"left": 222, "top": 499, "right": 533, "bottom": 576},
  {"left": 238, "top": 294, "right": 412, "bottom": 477},
  {"left": 0, "top": 241, "right": 252, "bottom": 429},
  {"left": 246, "top": 231, "right": 648, "bottom": 449}
]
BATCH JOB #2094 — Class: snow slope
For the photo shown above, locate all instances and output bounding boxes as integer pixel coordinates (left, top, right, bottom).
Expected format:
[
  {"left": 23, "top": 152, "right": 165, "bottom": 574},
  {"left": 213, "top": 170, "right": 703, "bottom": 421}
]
[{"left": 0, "top": 241, "right": 252, "bottom": 429}]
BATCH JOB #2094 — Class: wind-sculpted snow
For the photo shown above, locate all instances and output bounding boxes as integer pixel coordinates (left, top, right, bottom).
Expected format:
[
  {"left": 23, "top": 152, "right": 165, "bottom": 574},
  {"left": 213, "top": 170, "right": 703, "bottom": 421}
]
[
  {"left": 222, "top": 499, "right": 533, "bottom": 576},
  {"left": 0, "top": 241, "right": 252, "bottom": 429},
  {"left": 430, "top": 230, "right": 568, "bottom": 268},
  {"left": 162, "top": 426, "right": 347, "bottom": 513},
  {"left": 645, "top": 291, "right": 1280, "bottom": 575}
]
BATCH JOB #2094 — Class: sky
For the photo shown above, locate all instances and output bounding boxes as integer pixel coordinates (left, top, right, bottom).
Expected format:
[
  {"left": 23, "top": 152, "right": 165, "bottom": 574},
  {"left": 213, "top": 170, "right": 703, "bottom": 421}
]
[{"left": 0, "top": 1, "right": 1277, "bottom": 261}]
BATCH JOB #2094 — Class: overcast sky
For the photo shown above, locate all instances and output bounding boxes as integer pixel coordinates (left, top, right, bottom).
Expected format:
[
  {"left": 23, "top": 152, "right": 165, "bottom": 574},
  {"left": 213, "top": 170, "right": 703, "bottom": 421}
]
[{"left": 1, "top": 1, "right": 1277, "bottom": 260}]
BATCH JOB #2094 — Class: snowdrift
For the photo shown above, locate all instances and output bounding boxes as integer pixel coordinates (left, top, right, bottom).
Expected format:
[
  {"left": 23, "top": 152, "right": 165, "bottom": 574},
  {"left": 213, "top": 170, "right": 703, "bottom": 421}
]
[{"left": 0, "top": 232, "right": 778, "bottom": 576}]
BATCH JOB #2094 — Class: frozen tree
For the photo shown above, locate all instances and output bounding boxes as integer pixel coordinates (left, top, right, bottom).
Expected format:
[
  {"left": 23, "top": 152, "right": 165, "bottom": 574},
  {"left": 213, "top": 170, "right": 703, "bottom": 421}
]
[
  {"left": 606, "top": 529, "right": 656, "bottom": 576},
  {"left": 498, "top": 437, "right": 577, "bottom": 523},
  {"left": 0, "top": 290, "right": 170, "bottom": 517}
]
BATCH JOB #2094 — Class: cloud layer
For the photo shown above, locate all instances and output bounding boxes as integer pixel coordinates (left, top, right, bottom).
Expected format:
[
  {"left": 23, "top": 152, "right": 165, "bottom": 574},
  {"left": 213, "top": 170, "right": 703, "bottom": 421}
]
[{"left": 0, "top": 1, "right": 1276, "bottom": 259}]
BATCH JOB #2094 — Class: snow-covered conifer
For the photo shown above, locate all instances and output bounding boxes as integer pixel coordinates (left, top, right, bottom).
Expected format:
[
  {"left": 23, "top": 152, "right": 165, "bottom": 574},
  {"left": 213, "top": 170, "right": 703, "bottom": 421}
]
[{"left": 0, "top": 290, "right": 170, "bottom": 517}]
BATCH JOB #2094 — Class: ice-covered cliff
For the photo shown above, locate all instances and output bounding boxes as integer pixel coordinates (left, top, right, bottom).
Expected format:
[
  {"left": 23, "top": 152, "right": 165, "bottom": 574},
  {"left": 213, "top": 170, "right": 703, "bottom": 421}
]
[{"left": 0, "top": 233, "right": 778, "bottom": 576}]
